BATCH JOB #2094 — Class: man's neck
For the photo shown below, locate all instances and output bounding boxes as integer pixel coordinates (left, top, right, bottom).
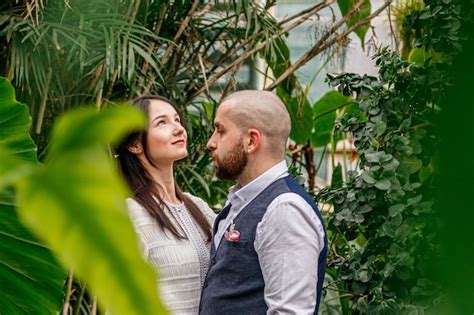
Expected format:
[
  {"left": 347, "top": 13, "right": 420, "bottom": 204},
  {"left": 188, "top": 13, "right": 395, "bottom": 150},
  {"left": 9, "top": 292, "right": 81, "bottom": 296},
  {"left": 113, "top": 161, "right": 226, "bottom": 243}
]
[{"left": 237, "top": 158, "right": 282, "bottom": 187}]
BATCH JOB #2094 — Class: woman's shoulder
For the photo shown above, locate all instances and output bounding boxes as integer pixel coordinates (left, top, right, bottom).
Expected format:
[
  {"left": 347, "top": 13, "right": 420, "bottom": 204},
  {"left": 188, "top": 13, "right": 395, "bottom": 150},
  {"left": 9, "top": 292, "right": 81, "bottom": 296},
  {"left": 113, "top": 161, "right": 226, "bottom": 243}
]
[
  {"left": 125, "top": 197, "right": 154, "bottom": 221},
  {"left": 183, "top": 193, "right": 217, "bottom": 220},
  {"left": 126, "top": 197, "right": 141, "bottom": 208},
  {"left": 126, "top": 197, "right": 147, "bottom": 213},
  {"left": 183, "top": 192, "right": 206, "bottom": 206}
]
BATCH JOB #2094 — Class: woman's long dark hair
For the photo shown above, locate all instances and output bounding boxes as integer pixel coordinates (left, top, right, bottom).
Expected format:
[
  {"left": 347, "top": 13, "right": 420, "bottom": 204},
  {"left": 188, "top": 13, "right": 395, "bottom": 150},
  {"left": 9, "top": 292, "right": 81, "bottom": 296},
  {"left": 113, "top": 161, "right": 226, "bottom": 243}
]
[{"left": 115, "top": 95, "right": 211, "bottom": 241}]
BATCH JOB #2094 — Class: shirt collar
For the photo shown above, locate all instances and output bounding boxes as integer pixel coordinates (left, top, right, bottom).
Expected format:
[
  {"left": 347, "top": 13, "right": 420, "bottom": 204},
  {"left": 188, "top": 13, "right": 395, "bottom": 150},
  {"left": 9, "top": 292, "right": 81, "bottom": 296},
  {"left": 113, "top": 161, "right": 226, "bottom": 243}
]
[{"left": 227, "top": 160, "right": 288, "bottom": 210}]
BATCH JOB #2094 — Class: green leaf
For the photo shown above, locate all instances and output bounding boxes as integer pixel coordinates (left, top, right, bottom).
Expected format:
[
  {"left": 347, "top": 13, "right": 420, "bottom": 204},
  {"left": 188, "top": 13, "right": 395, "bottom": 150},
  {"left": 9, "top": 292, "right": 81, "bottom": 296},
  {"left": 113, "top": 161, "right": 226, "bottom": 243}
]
[
  {"left": 16, "top": 107, "right": 167, "bottom": 315},
  {"left": 0, "top": 77, "right": 37, "bottom": 162},
  {"left": 0, "top": 194, "right": 67, "bottom": 314},
  {"left": 0, "top": 77, "right": 66, "bottom": 314},
  {"left": 365, "top": 151, "right": 384, "bottom": 163},
  {"left": 382, "top": 221, "right": 396, "bottom": 238},
  {"left": 331, "top": 163, "right": 343, "bottom": 188},
  {"left": 408, "top": 47, "right": 429, "bottom": 65},
  {"left": 374, "top": 178, "right": 391, "bottom": 190},
  {"left": 287, "top": 96, "right": 313, "bottom": 144},
  {"left": 360, "top": 172, "right": 375, "bottom": 184},
  {"left": 48, "top": 105, "right": 146, "bottom": 159},
  {"left": 312, "top": 91, "right": 353, "bottom": 147},
  {"left": 388, "top": 204, "right": 406, "bottom": 217},
  {"left": 404, "top": 156, "right": 423, "bottom": 174},
  {"left": 419, "top": 164, "right": 433, "bottom": 182},
  {"left": 407, "top": 195, "right": 423, "bottom": 206},
  {"left": 357, "top": 269, "right": 371, "bottom": 283},
  {"left": 336, "top": 0, "right": 371, "bottom": 47}
]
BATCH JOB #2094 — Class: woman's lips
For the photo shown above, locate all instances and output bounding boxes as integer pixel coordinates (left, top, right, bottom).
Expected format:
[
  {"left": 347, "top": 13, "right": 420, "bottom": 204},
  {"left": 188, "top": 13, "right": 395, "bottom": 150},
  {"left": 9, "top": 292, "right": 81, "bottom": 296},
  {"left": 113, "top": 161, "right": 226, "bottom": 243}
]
[{"left": 172, "top": 139, "right": 185, "bottom": 145}]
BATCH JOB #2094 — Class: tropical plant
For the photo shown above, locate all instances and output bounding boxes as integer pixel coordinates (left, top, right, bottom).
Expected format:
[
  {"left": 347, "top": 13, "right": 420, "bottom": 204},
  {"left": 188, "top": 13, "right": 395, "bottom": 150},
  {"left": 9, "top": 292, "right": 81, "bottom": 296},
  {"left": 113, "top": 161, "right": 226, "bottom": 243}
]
[
  {"left": 315, "top": 0, "right": 467, "bottom": 311},
  {"left": 0, "top": 0, "right": 393, "bottom": 313},
  {"left": 1, "top": 76, "right": 167, "bottom": 314}
]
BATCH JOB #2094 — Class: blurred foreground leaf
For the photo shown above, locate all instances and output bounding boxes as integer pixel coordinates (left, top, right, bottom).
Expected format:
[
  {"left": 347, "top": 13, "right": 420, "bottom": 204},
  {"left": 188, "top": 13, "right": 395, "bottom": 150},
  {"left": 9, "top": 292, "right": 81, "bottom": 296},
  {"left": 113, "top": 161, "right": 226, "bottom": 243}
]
[
  {"left": 1, "top": 75, "right": 168, "bottom": 314},
  {"left": 0, "top": 77, "right": 66, "bottom": 314}
]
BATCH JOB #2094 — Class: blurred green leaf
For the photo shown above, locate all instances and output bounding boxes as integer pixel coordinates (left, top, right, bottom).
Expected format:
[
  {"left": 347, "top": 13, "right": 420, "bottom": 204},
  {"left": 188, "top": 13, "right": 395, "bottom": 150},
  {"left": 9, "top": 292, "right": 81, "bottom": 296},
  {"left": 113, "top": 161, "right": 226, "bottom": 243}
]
[
  {"left": 388, "top": 204, "right": 406, "bottom": 217},
  {"left": 16, "top": 107, "right": 167, "bottom": 315},
  {"left": 404, "top": 156, "right": 423, "bottom": 174},
  {"left": 47, "top": 105, "right": 146, "bottom": 159}
]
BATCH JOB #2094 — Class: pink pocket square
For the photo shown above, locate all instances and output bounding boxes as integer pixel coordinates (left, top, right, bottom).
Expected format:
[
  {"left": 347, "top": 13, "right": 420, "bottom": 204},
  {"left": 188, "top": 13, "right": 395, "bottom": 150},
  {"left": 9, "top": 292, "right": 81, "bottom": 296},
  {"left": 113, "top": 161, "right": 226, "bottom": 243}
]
[{"left": 224, "top": 223, "right": 241, "bottom": 242}]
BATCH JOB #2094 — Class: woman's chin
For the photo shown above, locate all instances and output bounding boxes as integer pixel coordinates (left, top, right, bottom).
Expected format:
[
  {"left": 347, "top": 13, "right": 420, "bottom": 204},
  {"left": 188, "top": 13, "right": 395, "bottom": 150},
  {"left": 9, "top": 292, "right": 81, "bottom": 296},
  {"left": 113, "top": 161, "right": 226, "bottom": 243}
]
[{"left": 175, "top": 151, "right": 188, "bottom": 161}]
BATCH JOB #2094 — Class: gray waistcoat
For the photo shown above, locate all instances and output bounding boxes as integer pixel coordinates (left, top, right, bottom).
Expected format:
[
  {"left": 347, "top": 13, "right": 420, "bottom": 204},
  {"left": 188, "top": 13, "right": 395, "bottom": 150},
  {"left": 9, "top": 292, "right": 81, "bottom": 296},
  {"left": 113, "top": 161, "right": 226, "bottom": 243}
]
[{"left": 199, "top": 176, "right": 328, "bottom": 315}]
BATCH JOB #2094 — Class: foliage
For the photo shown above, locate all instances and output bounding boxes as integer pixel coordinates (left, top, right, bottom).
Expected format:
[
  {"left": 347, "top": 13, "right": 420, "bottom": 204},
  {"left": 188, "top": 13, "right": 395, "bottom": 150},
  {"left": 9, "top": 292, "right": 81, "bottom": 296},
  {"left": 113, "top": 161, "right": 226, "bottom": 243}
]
[
  {"left": 337, "top": 0, "right": 371, "bottom": 47},
  {"left": 0, "top": 0, "right": 391, "bottom": 313},
  {"left": 317, "top": 0, "right": 467, "bottom": 310},
  {"left": 0, "top": 77, "right": 168, "bottom": 314},
  {"left": 0, "top": 78, "right": 66, "bottom": 314},
  {"left": 435, "top": 9, "right": 474, "bottom": 313},
  {"left": 319, "top": 50, "right": 441, "bottom": 312}
]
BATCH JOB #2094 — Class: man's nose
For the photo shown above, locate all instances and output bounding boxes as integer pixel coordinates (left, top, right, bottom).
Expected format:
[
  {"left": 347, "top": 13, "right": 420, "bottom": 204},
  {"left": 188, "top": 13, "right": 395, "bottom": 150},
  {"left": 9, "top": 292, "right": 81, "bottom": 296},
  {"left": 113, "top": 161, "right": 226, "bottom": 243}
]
[{"left": 207, "top": 134, "right": 216, "bottom": 150}]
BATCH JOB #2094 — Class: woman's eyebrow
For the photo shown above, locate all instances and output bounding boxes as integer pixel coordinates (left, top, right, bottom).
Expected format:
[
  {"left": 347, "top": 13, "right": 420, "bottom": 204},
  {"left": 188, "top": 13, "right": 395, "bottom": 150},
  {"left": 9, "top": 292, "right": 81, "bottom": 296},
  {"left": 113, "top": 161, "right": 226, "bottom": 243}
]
[{"left": 152, "top": 114, "right": 167, "bottom": 122}]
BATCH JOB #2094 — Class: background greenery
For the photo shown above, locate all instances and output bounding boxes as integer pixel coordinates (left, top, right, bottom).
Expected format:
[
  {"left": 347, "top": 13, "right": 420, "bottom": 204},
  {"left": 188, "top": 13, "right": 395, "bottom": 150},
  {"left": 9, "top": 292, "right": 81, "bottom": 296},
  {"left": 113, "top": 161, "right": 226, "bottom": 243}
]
[{"left": 0, "top": 0, "right": 471, "bottom": 314}]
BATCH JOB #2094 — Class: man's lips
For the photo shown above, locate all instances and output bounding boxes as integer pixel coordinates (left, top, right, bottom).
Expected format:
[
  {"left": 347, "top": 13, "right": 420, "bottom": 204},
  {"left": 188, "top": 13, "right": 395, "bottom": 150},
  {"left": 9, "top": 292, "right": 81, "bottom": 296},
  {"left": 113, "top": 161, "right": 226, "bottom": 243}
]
[{"left": 209, "top": 152, "right": 218, "bottom": 165}]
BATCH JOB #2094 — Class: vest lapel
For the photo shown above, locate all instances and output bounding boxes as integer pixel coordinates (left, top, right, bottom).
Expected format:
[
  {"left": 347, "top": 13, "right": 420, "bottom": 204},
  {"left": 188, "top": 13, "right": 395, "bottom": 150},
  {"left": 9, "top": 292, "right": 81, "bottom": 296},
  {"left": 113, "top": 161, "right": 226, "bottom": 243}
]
[{"left": 210, "top": 203, "right": 232, "bottom": 257}]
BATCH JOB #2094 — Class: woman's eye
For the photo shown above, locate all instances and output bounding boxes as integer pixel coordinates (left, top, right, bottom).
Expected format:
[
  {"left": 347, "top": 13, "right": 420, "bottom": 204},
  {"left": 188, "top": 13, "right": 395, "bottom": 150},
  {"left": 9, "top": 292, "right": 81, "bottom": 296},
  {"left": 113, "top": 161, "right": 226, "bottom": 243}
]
[
  {"left": 175, "top": 118, "right": 181, "bottom": 123},
  {"left": 156, "top": 120, "right": 165, "bottom": 126}
]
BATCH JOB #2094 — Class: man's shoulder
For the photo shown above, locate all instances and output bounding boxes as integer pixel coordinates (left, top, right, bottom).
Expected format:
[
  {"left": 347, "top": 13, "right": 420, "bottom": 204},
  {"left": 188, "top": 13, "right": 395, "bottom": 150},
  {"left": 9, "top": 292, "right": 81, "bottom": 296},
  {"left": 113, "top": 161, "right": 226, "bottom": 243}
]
[{"left": 267, "top": 192, "right": 315, "bottom": 211}]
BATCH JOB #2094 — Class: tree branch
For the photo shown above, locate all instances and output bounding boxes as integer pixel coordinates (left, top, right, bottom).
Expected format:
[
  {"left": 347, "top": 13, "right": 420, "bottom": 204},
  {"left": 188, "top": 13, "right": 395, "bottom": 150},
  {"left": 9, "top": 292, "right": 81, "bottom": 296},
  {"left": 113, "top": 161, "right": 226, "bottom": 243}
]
[
  {"left": 185, "top": 0, "right": 335, "bottom": 104},
  {"left": 265, "top": 0, "right": 381, "bottom": 91}
]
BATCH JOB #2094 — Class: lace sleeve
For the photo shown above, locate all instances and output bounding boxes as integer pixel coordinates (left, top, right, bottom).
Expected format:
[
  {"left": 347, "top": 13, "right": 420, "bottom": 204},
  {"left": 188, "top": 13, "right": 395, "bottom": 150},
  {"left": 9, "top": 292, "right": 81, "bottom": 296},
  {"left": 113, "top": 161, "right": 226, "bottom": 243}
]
[{"left": 126, "top": 198, "right": 151, "bottom": 259}]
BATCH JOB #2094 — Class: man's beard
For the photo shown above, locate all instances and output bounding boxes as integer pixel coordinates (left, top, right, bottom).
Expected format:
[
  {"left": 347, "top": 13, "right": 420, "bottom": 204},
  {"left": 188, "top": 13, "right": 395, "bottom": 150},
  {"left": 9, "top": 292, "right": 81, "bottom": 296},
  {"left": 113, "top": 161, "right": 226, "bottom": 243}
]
[{"left": 214, "top": 141, "right": 248, "bottom": 181}]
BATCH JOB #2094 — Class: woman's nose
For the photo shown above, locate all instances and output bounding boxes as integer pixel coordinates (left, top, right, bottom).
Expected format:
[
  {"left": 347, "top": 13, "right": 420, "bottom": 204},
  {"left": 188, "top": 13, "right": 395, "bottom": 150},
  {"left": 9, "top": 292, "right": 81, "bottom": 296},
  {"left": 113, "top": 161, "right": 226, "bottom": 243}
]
[{"left": 173, "top": 123, "right": 185, "bottom": 135}]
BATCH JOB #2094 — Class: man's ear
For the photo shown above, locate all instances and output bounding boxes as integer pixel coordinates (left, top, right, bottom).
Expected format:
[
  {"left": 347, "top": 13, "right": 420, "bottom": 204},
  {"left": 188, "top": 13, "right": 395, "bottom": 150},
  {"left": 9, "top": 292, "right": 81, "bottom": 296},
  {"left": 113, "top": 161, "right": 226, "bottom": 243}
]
[
  {"left": 246, "top": 128, "right": 261, "bottom": 154},
  {"left": 127, "top": 141, "right": 143, "bottom": 155}
]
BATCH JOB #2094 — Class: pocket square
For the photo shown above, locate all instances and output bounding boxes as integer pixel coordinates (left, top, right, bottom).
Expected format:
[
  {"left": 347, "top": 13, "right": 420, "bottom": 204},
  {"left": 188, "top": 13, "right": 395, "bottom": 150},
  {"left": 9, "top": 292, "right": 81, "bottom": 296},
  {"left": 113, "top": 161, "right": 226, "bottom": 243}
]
[{"left": 224, "top": 223, "right": 240, "bottom": 242}]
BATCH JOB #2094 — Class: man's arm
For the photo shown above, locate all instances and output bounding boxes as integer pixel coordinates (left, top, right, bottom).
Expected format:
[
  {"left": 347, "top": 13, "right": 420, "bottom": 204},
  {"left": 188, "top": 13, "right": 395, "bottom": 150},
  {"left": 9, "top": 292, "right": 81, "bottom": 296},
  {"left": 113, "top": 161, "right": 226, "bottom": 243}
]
[{"left": 255, "top": 193, "right": 325, "bottom": 314}]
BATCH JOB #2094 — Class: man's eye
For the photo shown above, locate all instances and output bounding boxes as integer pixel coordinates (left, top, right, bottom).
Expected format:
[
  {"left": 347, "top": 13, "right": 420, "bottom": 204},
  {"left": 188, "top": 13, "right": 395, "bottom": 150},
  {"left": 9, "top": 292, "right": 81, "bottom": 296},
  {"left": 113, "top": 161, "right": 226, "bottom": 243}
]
[{"left": 175, "top": 118, "right": 181, "bottom": 123}]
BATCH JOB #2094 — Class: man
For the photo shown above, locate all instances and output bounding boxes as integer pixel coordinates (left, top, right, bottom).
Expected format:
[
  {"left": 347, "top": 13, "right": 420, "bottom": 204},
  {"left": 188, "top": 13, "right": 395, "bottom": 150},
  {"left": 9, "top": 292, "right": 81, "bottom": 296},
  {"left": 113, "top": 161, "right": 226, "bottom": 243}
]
[{"left": 200, "top": 90, "right": 328, "bottom": 314}]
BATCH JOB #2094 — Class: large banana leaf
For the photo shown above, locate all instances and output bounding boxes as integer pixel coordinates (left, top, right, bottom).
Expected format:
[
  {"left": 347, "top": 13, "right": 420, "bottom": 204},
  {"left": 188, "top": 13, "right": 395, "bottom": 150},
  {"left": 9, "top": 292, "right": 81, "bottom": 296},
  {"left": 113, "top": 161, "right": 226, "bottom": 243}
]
[
  {"left": 311, "top": 91, "right": 356, "bottom": 147},
  {"left": 0, "top": 77, "right": 66, "bottom": 314}
]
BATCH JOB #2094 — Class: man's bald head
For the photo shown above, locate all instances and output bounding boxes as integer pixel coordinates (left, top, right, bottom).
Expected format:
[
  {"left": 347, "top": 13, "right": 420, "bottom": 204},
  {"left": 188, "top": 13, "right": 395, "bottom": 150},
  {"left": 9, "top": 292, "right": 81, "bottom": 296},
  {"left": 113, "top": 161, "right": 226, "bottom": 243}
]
[{"left": 220, "top": 90, "right": 291, "bottom": 157}]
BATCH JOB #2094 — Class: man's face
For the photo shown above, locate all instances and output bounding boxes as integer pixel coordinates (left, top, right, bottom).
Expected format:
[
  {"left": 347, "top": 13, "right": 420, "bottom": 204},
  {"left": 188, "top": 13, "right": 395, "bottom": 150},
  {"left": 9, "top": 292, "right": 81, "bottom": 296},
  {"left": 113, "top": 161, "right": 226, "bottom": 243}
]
[{"left": 207, "top": 104, "right": 248, "bottom": 181}]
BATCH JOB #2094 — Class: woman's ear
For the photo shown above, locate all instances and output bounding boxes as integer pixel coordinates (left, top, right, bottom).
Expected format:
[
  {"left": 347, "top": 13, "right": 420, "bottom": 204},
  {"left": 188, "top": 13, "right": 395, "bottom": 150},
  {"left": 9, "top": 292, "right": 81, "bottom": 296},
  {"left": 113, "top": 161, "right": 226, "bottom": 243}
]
[{"left": 127, "top": 141, "right": 143, "bottom": 155}]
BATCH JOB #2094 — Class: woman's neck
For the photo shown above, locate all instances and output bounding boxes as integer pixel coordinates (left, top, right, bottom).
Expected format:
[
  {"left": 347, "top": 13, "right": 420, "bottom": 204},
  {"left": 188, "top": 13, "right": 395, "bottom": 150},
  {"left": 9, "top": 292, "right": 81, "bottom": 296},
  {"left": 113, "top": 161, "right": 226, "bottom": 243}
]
[{"left": 147, "top": 163, "right": 181, "bottom": 204}]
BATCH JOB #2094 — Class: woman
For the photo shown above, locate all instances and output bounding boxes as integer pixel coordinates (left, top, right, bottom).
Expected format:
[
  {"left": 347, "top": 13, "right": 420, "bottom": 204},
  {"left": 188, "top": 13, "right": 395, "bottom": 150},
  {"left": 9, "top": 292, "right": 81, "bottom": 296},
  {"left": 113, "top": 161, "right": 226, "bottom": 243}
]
[{"left": 115, "top": 96, "right": 216, "bottom": 314}]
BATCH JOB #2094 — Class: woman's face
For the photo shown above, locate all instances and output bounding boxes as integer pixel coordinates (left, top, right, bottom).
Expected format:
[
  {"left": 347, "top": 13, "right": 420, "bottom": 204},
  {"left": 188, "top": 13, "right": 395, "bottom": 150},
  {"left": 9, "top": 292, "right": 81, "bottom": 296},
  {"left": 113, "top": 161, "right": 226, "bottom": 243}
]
[{"left": 143, "top": 99, "right": 188, "bottom": 166}]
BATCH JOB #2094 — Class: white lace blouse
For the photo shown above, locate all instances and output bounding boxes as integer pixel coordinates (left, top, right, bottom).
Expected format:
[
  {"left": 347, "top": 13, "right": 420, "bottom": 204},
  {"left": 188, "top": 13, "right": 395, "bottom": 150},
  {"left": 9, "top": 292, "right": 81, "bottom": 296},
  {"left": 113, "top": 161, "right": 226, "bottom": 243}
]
[{"left": 126, "top": 193, "right": 216, "bottom": 315}]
